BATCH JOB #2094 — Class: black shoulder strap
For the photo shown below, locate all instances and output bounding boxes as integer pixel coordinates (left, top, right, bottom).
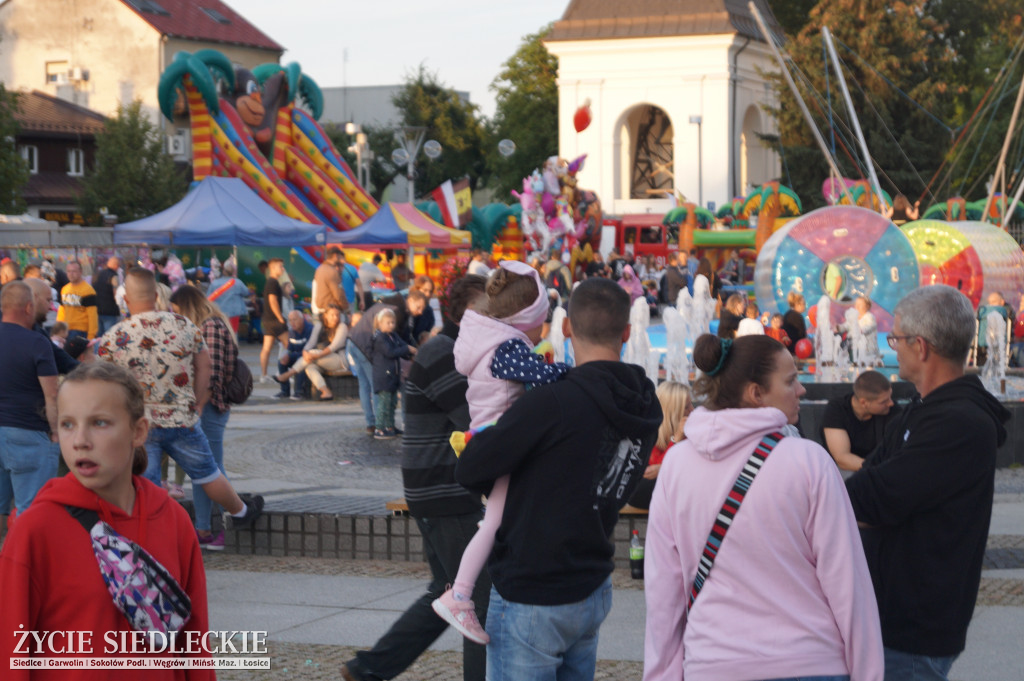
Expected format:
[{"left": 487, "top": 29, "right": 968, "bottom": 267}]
[{"left": 65, "top": 505, "right": 101, "bottom": 532}]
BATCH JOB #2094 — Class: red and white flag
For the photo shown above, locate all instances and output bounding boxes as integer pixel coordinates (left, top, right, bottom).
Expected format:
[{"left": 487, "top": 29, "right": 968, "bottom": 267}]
[{"left": 431, "top": 178, "right": 473, "bottom": 228}]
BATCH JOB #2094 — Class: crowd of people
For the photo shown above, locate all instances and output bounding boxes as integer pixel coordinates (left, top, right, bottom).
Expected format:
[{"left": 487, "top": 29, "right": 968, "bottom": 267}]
[{"left": 0, "top": 245, "right": 1010, "bottom": 681}]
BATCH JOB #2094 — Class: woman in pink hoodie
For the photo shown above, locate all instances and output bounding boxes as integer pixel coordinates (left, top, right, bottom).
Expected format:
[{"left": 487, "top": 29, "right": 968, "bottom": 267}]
[{"left": 643, "top": 334, "right": 883, "bottom": 681}]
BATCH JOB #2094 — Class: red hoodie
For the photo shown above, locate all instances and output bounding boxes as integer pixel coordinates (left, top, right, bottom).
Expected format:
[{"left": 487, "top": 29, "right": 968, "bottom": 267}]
[{"left": 0, "top": 474, "right": 214, "bottom": 680}]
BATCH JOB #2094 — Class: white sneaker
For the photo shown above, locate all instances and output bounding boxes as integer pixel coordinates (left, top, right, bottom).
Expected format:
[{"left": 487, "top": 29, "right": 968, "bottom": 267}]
[{"left": 259, "top": 375, "right": 273, "bottom": 384}]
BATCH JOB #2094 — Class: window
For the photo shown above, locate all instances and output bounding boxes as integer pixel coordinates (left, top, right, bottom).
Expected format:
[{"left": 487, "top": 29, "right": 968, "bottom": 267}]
[
  {"left": 201, "top": 7, "right": 230, "bottom": 24},
  {"left": 45, "top": 60, "right": 69, "bottom": 85},
  {"left": 124, "top": 0, "right": 170, "bottom": 16},
  {"left": 67, "top": 148, "right": 84, "bottom": 177},
  {"left": 20, "top": 145, "right": 38, "bottom": 174}
]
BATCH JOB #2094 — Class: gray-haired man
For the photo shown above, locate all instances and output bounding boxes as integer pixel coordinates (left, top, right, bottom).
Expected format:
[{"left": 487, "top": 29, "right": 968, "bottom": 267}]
[{"left": 846, "top": 285, "right": 1009, "bottom": 680}]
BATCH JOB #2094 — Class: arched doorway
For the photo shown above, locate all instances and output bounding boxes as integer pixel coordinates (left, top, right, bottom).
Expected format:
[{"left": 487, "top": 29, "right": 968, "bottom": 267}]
[
  {"left": 615, "top": 104, "right": 674, "bottom": 200},
  {"left": 741, "top": 105, "right": 768, "bottom": 193}
]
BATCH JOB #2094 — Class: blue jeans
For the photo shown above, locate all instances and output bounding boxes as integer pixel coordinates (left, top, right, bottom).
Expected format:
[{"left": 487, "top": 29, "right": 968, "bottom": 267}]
[
  {"left": 0, "top": 426, "right": 60, "bottom": 514},
  {"left": 349, "top": 344, "right": 375, "bottom": 427},
  {"left": 347, "top": 512, "right": 489, "bottom": 681},
  {"left": 143, "top": 423, "right": 221, "bottom": 487},
  {"left": 68, "top": 329, "right": 88, "bottom": 342},
  {"left": 194, "top": 405, "right": 230, "bottom": 531},
  {"left": 277, "top": 352, "right": 309, "bottom": 397},
  {"left": 486, "top": 576, "right": 612, "bottom": 681},
  {"left": 883, "top": 647, "right": 958, "bottom": 681},
  {"left": 98, "top": 315, "right": 120, "bottom": 336}
]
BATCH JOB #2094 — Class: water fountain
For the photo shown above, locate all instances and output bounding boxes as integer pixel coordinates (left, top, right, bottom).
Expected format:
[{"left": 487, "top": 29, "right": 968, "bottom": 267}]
[
  {"left": 982, "top": 310, "right": 1008, "bottom": 395},
  {"left": 623, "top": 297, "right": 659, "bottom": 382},
  {"left": 548, "top": 306, "right": 568, "bottom": 364}
]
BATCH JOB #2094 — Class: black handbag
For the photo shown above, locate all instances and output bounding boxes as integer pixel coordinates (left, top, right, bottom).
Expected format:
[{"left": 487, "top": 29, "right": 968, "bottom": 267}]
[{"left": 225, "top": 355, "right": 253, "bottom": 404}]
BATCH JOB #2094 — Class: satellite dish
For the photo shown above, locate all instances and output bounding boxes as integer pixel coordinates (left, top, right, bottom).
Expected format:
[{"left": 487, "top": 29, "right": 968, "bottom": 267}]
[
  {"left": 498, "top": 139, "right": 516, "bottom": 158},
  {"left": 423, "top": 140, "right": 442, "bottom": 160},
  {"left": 391, "top": 148, "right": 409, "bottom": 166}
]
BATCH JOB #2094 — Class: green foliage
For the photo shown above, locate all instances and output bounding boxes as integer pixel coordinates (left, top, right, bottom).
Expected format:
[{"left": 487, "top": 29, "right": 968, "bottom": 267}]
[
  {"left": 391, "top": 66, "right": 488, "bottom": 199},
  {"left": 485, "top": 25, "right": 559, "bottom": 200},
  {"left": 0, "top": 84, "right": 29, "bottom": 214},
  {"left": 768, "top": 0, "right": 819, "bottom": 37},
  {"left": 769, "top": 0, "right": 1024, "bottom": 209},
  {"left": 79, "top": 101, "right": 188, "bottom": 225},
  {"left": 767, "top": 0, "right": 953, "bottom": 209},
  {"left": 324, "top": 122, "right": 402, "bottom": 203}
]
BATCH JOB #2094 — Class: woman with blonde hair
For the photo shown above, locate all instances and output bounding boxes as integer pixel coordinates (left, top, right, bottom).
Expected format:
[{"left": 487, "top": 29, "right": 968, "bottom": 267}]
[
  {"left": 274, "top": 304, "right": 349, "bottom": 401},
  {"left": 628, "top": 381, "right": 693, "bottom": 509},
  {"left": 169, "top": 285, "right": 238, "bottom": 550}
]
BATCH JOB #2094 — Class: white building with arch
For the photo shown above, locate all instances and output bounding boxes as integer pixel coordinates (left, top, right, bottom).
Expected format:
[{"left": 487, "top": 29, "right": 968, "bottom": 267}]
[{"left": 545, "top": 0, "right": 783, "bottom": 216}]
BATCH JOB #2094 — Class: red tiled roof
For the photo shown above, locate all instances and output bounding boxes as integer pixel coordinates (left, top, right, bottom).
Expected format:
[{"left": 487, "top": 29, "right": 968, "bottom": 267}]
[
  {"left": 23, "top": 172, "right": 85, "bottom": 205},
  {"left": 120, "top": 0, "right": 284, "bottom": 52},
  {"left": 14, "top": 91, "right": 107, "bottom": 137},
  {"left": 547, "top": 0, "right": 782, "bottom": 43}
]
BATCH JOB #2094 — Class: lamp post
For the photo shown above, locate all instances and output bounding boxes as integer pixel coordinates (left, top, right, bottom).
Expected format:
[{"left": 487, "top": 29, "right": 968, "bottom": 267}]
[
  {"left": 689, "top": 115, "right": 703, "bottom": 207},
  {"left": 392, "top": 126, "right": 427, "bottom": 203},
  {"left": 345, "top": 123, "right": 372, "bottom": 189}
]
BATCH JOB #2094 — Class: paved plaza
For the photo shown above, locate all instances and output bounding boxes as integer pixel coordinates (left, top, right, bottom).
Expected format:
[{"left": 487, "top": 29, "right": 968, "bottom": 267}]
[{"left": 176, "top": 346, "right": 1024, "bottom": 680}]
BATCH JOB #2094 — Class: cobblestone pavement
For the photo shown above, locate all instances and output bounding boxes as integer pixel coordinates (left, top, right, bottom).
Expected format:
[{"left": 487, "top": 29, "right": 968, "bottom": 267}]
[{"left": 215, "top": 643, "right": 643, "bottom": 681}]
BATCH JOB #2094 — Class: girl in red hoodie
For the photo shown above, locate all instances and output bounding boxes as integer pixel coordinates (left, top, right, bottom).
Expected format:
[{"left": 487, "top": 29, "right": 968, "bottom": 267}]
[{"left": 0, "top": 362, "right": 213, "bottom": 679}]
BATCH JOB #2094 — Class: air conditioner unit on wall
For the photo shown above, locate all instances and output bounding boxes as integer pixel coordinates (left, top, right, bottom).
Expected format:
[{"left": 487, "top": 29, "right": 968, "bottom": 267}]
[{"left": 167, "top": 132, "right": 188, "bottom": 158}]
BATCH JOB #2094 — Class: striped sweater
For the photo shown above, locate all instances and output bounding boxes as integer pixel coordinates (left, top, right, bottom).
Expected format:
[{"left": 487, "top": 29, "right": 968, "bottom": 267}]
[{"left": 400, "top": 320, "right": 482, "bottom": 518}]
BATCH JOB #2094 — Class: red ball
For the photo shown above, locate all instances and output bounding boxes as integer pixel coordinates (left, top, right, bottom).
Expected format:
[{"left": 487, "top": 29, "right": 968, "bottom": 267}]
[
  {"left": 794, "top": 338, "right": 813, "bottom": 359},
  {"left": 1015, "top": 313, "right": 1024, "bottom": 339}
]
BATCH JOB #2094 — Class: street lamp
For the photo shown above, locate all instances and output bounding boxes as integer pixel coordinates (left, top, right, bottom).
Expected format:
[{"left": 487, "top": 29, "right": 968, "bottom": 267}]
[
  {"left": 689, "top": 115, "right": 703, "bottom": 207},
  {"left": 345, "top": 123, "right": 372, "bottom": 190},
  {"left": 392, "top": 126, "right": 427, "bottom": 203}
]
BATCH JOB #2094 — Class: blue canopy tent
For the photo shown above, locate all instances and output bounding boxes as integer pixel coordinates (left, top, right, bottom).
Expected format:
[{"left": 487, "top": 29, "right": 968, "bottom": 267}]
[
  {"left": 114, "top": 176, "right": 325, "bottom": 246},
  {"left": 324, "top": 206, "right": 408, "bottom": 249}
]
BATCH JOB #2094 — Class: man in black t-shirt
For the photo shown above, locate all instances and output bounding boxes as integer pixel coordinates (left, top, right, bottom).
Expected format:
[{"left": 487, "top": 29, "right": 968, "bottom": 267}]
[
  {"left": 259, "top": 258, "right": 290, "bottom": 382},
  {"left": 93, "top": 256, "right": 122, "bottom": 335},
  {"left": 820, "top": 370, "right": 899, "bottom": 472}
]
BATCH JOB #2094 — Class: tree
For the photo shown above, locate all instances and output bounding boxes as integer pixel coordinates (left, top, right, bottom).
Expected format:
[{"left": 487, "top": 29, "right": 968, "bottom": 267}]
[
  {"left": 769, "top": 0, "right": 819, "bottom": 37},
  {"left": 766, "top": 0, "right": 952, "bottom": 209},
  {"left": 925, "top": 0, "right": 1024, "bottom": 198},
  {"left": 79, "top": 100, "right": 188, "bottom": 224},
  {"left": 485, "top": 25, "right": 560, "bottom": 199},
  {"left": 391, "top": 66, "right": 488, "bottom": 199},
  {"left": 0, "top": 84, "right": 29, "bottom": 214}
]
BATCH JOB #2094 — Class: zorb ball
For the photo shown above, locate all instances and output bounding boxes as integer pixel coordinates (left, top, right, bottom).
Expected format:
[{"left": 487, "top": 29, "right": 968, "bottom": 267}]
[
  {"left": 901, "top": 220, "right": 1024, "bottom": 312},
  {"left": 754, "top": 206, "right": 920, "bottom": 332}
]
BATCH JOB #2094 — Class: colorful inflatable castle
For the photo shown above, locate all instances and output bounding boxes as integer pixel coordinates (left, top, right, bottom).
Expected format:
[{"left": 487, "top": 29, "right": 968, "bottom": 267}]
[{"left": 158, "top": 50, "right": 378, "bottom": 235}]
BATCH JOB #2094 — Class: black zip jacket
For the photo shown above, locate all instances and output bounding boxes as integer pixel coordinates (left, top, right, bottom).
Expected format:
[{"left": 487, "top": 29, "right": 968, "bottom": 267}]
[
  {"left": 846, "top": 374, "right": 1009, "bottom": 657},
  {"left": 456, "top": 361, "right": 661, "bottom": 605}
]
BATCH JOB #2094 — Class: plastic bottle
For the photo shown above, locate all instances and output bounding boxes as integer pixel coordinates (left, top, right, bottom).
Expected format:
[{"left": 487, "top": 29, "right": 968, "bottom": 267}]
[{"left": 630, "top": 529, "right": 644, "bottom": 579}]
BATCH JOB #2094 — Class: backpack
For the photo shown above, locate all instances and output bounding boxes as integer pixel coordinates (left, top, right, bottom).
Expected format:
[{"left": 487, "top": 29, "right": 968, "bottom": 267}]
[{"left": 225, "top": 355, "right": 253, "bottom": 404}]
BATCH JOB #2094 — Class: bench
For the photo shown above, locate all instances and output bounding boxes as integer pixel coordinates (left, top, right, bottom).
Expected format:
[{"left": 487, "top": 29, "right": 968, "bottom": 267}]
[
  {"left": 385, "top": 497, "right": 648, "bottom": 569},
  {"left": 386, "top": 498, "right": 649, "bottom": 517},
  {"left": 301, "top": 369, "right": 360, "bottom": 400}
]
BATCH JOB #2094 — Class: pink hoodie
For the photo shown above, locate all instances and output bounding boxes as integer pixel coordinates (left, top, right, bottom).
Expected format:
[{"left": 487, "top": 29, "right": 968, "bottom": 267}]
[
  {"left": 643, "top": 406, "right": 883, "bottom": 681},
  {"left": 454, "top": 309, "right": 531, "bottom": 429}
]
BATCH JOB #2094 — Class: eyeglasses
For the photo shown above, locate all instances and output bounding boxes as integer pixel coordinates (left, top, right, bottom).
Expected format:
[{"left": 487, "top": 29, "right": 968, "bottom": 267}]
[{"left": 886, "top": 333, "right": 919, "bottom": 350}]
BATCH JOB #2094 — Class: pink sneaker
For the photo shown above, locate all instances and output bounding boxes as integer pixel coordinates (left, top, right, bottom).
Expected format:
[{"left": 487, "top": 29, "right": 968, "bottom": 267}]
[{"left": 432, "top": 589, "right": 489, "bottom": 644}]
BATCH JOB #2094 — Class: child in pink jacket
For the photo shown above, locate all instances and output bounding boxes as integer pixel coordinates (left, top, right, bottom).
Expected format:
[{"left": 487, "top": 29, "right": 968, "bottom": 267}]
[{"left": 431, "top": 260, "right": 569, "bottom": 644}]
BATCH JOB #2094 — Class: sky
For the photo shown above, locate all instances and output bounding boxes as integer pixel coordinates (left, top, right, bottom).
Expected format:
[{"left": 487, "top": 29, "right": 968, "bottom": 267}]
[{"left": 238, "top": 0, "right": 565, "bottom": 119}]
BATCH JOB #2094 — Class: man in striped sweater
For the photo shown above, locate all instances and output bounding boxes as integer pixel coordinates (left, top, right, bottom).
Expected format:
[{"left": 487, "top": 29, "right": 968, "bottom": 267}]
[{"left": 342, "top": 274, "right": 488, "bottom": 681}]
